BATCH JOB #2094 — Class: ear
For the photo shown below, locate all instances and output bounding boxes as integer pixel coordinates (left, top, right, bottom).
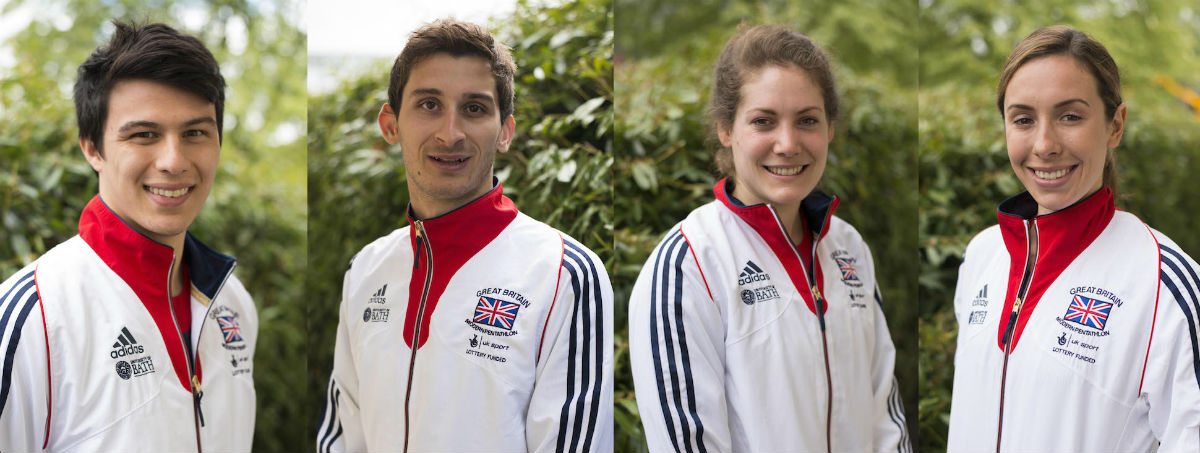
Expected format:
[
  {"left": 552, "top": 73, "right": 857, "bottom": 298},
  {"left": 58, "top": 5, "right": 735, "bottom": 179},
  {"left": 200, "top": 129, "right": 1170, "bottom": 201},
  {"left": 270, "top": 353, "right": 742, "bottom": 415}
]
[
  {"left": 80, "top": 138, "right": 104, "bottom": 172},
  {"left": 497, "top": 115, "right": 516, "bottom": 153},
  {"left": 1106, "top": 103, "right": 1127, "bottom": 149},
  {"left": 717, "top": 123, "right": 732, "bottom": 148},
  {"left": 378, "top": 103, "right": 400, "bottom": 144},
  {"left": 827, "top": 120, "right": 836, "bottom": 143}
]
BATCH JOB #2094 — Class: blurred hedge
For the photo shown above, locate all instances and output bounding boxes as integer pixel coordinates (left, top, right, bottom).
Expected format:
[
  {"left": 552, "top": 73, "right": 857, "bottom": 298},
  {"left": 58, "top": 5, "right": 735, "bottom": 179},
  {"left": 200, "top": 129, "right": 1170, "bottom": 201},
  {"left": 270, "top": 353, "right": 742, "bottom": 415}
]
[
  {"left": 304, "top": 0, "right": 613, "bottom": 442},
  {"left": 918, "top": 1, "right": 1200, "bottom": 451},
  {"left": 0, "top": 1, "right": 307, "bottom": 451},
  {"left": 614, "top": 0, "right": 919, "bottom": 450}
]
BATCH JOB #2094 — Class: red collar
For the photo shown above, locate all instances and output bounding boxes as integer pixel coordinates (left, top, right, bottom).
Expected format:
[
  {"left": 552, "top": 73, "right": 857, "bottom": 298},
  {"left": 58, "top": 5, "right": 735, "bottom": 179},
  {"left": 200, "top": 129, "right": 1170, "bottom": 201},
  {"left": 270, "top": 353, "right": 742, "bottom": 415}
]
[
  {"left": 79, "top": 195, "right": 237, "bottom": 390},
  {"left": 403, "top": 180, "right": 519, "bottom": 348},
  {"left": 995, "top": 187, "right": 1115, "bottom": 351},
  {"left": 714, "top": 178, "right": 840, "bottom": 315}
]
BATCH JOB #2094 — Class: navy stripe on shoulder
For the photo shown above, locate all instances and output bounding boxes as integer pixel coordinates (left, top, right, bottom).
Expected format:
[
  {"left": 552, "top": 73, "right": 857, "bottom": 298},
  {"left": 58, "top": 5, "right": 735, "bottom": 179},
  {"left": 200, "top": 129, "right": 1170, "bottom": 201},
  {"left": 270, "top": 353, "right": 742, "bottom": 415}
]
[
  {"left": 565, "top": 240, "right": 605, "bottom": 453},
  {"left": 649, "top": 228, "right": 707, "bottom": 453},
  {"left": 317, "top": 378, "right": 343, "bottom": 453},
  {"left": 0, "top": 270, "right": 40, "bottom": 417},
  {"left": 1159, "top": 246, "right": 1200, "bottom": 391},
  {"left": 559, "top": 243, "right": 603, "bottom": 453}
]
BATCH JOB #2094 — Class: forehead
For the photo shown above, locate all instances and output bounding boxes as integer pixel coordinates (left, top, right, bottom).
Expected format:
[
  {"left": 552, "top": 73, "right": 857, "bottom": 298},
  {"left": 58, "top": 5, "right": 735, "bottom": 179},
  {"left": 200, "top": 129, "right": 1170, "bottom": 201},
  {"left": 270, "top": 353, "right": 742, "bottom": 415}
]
[
  {"left": 1005, "top": 54, "right": 1101, "bottom": 107},
  {"left": 404, "top": 53, "right": 496, "bottom": 99},
  {"left": 105, "top": 79, "right": 216, "bottom": 126},
  {"left": 738, "top": 65, "right": 823, "bottom": 110}
]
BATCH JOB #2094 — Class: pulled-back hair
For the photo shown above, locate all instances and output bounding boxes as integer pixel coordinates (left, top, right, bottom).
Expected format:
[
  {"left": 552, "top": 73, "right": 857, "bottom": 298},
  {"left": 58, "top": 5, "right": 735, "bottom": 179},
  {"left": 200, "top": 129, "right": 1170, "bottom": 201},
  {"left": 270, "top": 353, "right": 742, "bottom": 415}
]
[
  {"left": 709, "top": 24, "right": 838, "bottom": 176},
  {"left": 998, "top": 25, "right": 1122, "bottom": 191}
]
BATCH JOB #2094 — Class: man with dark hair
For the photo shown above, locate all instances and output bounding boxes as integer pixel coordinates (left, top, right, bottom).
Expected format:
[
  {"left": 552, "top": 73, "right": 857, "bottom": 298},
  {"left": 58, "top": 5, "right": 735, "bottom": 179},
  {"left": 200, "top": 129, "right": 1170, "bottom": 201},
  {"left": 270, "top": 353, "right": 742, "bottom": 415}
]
[
  {"left": 0, "top": 21, "right": 256, "bottom": 452},
  {"left": 316, "top": 19, "right": 613, "bottom": 452}
]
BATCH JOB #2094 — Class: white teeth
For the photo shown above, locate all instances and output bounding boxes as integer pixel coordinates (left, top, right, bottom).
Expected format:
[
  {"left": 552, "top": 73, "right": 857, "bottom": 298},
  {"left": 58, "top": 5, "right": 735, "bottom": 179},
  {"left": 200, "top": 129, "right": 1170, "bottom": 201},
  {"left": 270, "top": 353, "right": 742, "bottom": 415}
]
[
  {"left": 148, "top": 187, "right": 188, "bottom": 197},
  {"left": 1034, "top": 168, "right": 1070, "bottom": 180},
  {"left": 766, "top": 166, "right": 805, "bottom": 176},
  {"left": 432, "top": 156, "right": 467, "bottom": 163}
]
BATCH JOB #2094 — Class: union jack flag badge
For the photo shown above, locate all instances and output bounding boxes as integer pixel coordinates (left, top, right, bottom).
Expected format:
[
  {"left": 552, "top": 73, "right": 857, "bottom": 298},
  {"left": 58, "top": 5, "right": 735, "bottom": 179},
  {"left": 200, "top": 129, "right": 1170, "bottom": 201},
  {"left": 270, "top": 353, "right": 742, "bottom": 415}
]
[
  {"left": 835, "top": 257, "right": 859, "bottom": 282},
  {"left": 474, "top": 296, "right": 521, "bottom": 330},
  {"left": 1064, "top": 295, "right": 1113, "bottom": 330},
  {"left": 217, "top": 316, "right": 244, "bottom": 343}
]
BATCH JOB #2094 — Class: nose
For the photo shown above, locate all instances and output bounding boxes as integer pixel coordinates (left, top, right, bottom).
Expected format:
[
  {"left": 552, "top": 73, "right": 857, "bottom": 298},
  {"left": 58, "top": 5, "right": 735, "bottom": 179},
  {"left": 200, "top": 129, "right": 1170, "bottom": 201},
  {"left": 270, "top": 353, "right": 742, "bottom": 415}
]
[
  {"left": 155, "top": 136, "right": 189, "bottom": 175},
  {"left": 435, "top": 109, "right": 466, "bottom": 148},
  {"left": 774, "top": 127, "right": 801, "bottom": 155},
  {"left": 1032, "top": 122, "right": 1060, "bottom": 158}
]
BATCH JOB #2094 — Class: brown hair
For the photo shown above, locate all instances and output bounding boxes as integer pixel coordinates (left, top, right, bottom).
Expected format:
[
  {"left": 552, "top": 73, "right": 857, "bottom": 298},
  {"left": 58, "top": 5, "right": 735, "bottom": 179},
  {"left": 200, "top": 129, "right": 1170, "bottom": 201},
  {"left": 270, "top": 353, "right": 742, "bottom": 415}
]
[
  {"left": 387, "top": 19, "right": 516, "bottom": 123},
  {"left": 997, "top": 25, "right": 1122, "bottom": 191},
  {"left": 708, "top": 24, "right": 838, "bottom": 177}
]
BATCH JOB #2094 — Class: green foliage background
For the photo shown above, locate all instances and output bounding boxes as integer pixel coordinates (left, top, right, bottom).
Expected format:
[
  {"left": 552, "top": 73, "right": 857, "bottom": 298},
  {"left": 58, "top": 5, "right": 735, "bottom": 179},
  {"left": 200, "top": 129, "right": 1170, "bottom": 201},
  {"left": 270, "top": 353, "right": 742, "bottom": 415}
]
[
  {"left": 614, "top": 0, "right": 919, "bottom": 450},
  {"left": 0, "top": 1, "right": 307, "bottom": 451},
  {"left": 918, "top": 1, "right": 1200, "bottom": 451},
  {"left": 304, "top": 0, "right": 613, "bottom": 443}
]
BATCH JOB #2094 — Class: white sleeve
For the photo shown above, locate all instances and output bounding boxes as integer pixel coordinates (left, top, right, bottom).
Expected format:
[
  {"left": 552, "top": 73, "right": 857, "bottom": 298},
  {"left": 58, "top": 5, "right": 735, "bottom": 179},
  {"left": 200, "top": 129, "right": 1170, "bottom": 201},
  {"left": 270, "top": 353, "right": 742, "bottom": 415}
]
[
  {"left": 316, "top": 263, "right": 366, "bottom": 453},
  {"left": 0, "top": 270, "right": 49, "bottom": 452},
  {"left": 1148, "top": 244, "right": 1200, "bottom": 453},
  {"left": 869, "top": 281, "right": 912, "bottom": 453},
  {"left": 629, "top": 228, "right": 731, "bottom": 453},
  {"left": 525, "top": 238, "right": 614, "bottom": 453}
]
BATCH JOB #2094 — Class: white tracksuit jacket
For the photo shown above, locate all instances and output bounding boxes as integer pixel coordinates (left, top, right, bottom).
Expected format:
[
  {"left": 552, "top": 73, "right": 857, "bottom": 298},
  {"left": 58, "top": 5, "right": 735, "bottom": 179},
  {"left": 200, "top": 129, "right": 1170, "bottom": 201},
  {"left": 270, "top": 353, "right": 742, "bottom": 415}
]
[
  {"left": 947, "top": 187, "right": 1200, "bottom": 452},
  {"left": 629, "top": 179, "right": 911, "bottom": 453},
  {"left": 316, "top": 181, "right": 614, "bottom": 453},
  {"left": 0, "top": 196, "right": 257, "bottom": 452}
]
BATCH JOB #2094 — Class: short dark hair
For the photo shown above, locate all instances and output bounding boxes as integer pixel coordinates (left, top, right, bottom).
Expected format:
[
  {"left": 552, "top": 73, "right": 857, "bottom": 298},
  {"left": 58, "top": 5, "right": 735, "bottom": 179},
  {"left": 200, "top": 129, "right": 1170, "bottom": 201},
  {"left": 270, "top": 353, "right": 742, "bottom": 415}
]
[
  {"left": 387, "top": 19, "right": 516, "bottom": 123},
  {"left": 709, "top": 24, "right": 838, "bottom": 177},
  {"left": 74, "top": 21, "right": 226, "bottom": 153}
]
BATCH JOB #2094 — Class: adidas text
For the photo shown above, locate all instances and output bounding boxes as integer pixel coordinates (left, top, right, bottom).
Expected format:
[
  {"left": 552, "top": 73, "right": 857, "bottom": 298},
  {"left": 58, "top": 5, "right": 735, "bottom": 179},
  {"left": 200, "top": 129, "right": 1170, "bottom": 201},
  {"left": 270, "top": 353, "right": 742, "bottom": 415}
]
[
  {"left": 738, "top": 273, "right": 771, "bottom": 286},
  {"left": 110, "top": 344, "right": 145, "bottom": 359}
]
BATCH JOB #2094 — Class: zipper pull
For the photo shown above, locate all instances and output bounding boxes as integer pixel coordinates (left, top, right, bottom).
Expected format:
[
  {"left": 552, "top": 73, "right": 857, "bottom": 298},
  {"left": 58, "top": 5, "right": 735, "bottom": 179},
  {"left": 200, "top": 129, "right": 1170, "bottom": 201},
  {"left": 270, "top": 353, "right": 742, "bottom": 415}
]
[
  {"left": 1001, "top": 297, "right": 1023, "bottom": 346},
  {"left": 192, "top": 375, "right": 206, "bottom": 427},
  {"left": 413, "top": 220, "right": 425, "bottom": 270},
  {"left": 812, "top": 285, "right": 827, "bottom": 331}
]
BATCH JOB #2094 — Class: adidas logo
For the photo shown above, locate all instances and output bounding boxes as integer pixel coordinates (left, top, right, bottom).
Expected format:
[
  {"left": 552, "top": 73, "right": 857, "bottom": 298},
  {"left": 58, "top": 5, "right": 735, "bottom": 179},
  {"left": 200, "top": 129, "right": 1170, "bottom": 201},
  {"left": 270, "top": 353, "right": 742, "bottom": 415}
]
[
  {"left": 110, "top": 327, "right": 145, "bottom": 359},
  {"left": 369, "top": 284, "right": 388, "bottom": 304},
  {"left": 738, "top": 261, "right": 771, "bottom": 286},
  {"left": 971, "top": 284, "right": 989, "bottom": 307}
]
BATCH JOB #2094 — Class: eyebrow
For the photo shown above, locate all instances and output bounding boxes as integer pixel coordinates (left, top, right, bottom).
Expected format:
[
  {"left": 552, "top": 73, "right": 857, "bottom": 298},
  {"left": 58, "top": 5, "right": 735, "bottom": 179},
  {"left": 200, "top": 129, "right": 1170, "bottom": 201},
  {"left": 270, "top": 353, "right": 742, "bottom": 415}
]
[
  {"left": 1006, "top": 98, "right": 1091, "bottom": 113},
  {"left": 409, "top": 88, "right": 496, "bottom": 105},
  {"left": 117, "top": 116, "right": 216, "bottom": 133},
  {"left": 746, "top": 106, "right": 823, "bottom": 115}
]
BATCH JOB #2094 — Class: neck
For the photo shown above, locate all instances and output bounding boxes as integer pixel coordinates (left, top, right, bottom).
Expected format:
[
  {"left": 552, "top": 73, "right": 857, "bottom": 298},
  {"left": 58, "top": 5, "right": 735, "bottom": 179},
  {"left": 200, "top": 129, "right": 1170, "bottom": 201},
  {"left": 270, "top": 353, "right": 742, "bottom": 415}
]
[
  {"left": 163, "top": 235, "right": 186, "bottom": 297},
  {"left": 776, "top": 204, "right": 805, "bottom": 243}
]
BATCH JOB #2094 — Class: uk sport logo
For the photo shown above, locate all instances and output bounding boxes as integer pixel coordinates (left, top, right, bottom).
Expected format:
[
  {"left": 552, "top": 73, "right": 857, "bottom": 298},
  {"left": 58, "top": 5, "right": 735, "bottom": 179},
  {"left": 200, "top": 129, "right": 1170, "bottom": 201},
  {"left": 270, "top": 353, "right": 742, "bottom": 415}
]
[
  {"left": 473, "top": 297, "right": 521, "bottom": 330},
  {"left": 1064, "top": 295, "right": 1113, "bottom": 331}
]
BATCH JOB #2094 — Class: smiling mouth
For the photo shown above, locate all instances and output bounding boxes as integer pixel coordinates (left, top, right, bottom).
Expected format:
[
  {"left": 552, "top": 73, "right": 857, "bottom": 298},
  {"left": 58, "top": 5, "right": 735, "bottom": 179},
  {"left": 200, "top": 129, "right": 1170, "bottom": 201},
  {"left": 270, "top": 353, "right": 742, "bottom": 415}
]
[
  {"left": 765, "top": 165, "right": 806, "bottom": 176},
  {"left": 430, "top": 156, "right": 469, "bottom": 163},
  {"left": 146, "top": 186, "right": 191, "bottom": 198},
  {"left": 1032, "top": 166, "right": 1075, "bottom": 180}
]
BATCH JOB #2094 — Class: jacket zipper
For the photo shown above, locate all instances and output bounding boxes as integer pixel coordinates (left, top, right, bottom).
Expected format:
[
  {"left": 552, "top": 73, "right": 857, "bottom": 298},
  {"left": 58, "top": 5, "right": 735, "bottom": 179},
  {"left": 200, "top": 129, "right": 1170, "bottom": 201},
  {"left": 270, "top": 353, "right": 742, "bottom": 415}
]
[
  {"left": 996, "top": 219, "right": 1037, "bottom": 452},
  {"left": 403, "top": 220, "right": 434, "bottom": 453},
  {"left": 165, "top": 258, "right": 203, "bottom": 452},
  {"left": 165, "top": 255, "right": 236, "bottom": 453},
  {"left": 769, "top": 207, "right": 833, "bottom": 453}
]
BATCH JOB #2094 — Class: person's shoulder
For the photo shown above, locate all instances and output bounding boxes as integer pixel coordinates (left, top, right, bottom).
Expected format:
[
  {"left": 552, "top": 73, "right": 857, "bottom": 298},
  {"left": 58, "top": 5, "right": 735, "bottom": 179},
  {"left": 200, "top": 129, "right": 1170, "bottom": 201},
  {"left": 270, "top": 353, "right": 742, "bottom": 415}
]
[
  {"left": 964, "top": 224, "right": 1003, "bottom": 253},
  {"left": 347, "top": 225, "right": 412, "bottom": 270},
  {"left": 0, "top": 260, "right": 41, "bottom": 301}
]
